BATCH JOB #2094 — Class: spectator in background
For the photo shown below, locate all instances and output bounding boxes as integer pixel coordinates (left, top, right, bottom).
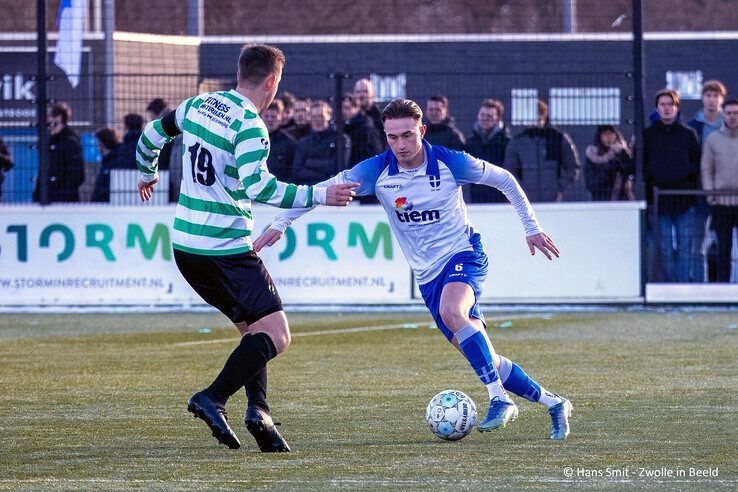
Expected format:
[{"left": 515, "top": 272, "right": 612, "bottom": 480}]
[
  {"left": 286, "top": 98, "right": 312, "bottom": 141},
  {"left": 701, "top": 98, "right": 738, "bottom": 283},
  {"left": 503, "top": 100, "right": 580, "bottom": 202},
  {"left": 423, "top": 95, "right": 466, "bottom": 150},
  {"left": 353, "top": 78, "right": 384, "bottom": 139},
  {"left": 90, "top": 128, "right": 123, "bottom": 203},
  {"left": 342, "top": 93, "right": 382, "bottom": 165},
  {"left": 33, "top": 102, "right": 84, "bottom": 203},
  {"left": 292, "top": 100, "right": 350, "bottom": 185},
  {"left": 689, "top": 80, "right": 727, "bottom": 147},
  {"left": 146, "top": 98, "right": 182, "bottom": 202},
  {"left": 119, "top": 113, "right": 143, "bottom": 169},
  {"left": 689, "top": 79, "right": 727, "bottom": 282},
  {"left": 262, "top": 99, "right": 296, "bottom": 181},
  {"left": 644, "top": 89, "right": 701, "bottom": 283},
  {"left": 0, "top": 135, "right": 13, "bottom": 202},
  {"left": 466, "top": 98, "right": 510, "bottom": 203},
  {"left": 584, "top": 125, "right": 634, "bottom": 201},
  {"left": 145, "top": 98, "right": 168, "bottom": 124},
  {"left": 278, "top": 91, "right": 297, "bottom": 135}
]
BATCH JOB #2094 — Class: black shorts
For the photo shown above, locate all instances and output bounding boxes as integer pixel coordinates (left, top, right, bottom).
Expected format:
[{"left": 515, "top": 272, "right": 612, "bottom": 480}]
[{"left": 174, "top": 249, "right": 283, "bottom": 325}]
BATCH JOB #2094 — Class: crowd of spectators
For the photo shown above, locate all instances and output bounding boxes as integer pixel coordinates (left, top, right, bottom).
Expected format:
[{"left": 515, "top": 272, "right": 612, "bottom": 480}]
[
  {"left": 17, "top": 77, "right": 737, "bottom": 284},
  {"left": 643, "top": 81, "right": 737, "bottom": 283},
  {"left": 259, "top": 78, "right": 736, "bottom": 284}
]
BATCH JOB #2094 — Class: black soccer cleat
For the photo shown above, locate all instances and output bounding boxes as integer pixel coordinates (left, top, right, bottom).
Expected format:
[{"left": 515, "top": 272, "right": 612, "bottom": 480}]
[
  {"left": 187, "top": 391, "right": 241, "bottom": 449},
  {"left": 244, "top": 407, "right": 291, "bottom": 453}
]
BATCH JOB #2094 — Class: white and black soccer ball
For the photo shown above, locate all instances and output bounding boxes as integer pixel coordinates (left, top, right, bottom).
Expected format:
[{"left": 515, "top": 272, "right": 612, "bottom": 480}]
[{"left": 425, "top": 389, "right": 477, "bottom": 441}]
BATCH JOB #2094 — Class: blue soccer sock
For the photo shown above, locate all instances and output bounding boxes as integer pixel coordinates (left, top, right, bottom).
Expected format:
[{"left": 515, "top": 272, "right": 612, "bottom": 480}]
[
  {"left": 455, "top": 323, "right": 510, "bottom": 402},
  {"left": 498, "top": 355, "right": 562, "bottom": 408}
]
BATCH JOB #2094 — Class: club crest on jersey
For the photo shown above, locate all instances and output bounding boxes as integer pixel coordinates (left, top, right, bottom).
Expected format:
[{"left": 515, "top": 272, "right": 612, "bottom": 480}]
[
  {"left": 428, "top": 174, "right": 441, "bottom": 190},
  {"left": 394, "top": 197, "right": 440, "bottom": 223}
]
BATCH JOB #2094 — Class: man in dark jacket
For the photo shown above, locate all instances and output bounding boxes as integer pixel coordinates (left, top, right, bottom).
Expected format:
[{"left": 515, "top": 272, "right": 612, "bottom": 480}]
[
  {"left": 33, "top": 102, "right": 84, "bottom": 203},
  {"left": 277, "top": 91, "right": 297, "bottom": 136},
  {"left": 353, "top": 78, "right": 384, "bottom": 142},
  {"left": 341, "top": 94, "right": 382, "bottom": 165},
  {"left": 292, "top": 100, "right": 351, "bottom": 185},
  {"left": 644, "top": 89, "right": 702, "bottom": 283},
  {"left": 146, "top": 98, "right": 182, "bottom": 202},
  {"left": 119, "top": 113, "right": 143, "bottom": 170},
  {"left": 285, "top": 98, "right": 312, "bottom": 142},
  {"left": 503, "top": 100, "right": 580, "bottom": 202},
  {"left": 423, "top": 95, "right": 466, "bottom": 150},
  {"left": 0, "top": 135, "right": 13, "bottom": 202},
  {"left": 262, "top": 99, "right": 296, "bottom": 181},
  {"left": 466, "top": 99, "right": 511, "bottom": 203},
  {"left": 90, "top": 127, "right": 124, "bottom": 203}
]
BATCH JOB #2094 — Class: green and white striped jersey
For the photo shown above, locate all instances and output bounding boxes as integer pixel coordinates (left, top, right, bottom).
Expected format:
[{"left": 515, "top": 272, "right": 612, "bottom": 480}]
[{"left": 136, "top": 90, "right": 325, "bottom": 256}]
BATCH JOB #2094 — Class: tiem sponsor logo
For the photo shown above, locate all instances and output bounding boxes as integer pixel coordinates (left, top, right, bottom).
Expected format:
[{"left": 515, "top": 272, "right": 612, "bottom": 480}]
[{"left": 393, "top": 197, "right": 440, "bottom": 223}]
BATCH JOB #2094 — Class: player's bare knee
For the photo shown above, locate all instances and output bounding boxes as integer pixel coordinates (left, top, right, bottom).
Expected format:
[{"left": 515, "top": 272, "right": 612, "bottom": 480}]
[
  {"left": 439, "top": 304, "right": 468, "bottom": 332},
  {"left": 264, "top": 326, "right": 290, "bottom": 355},
  {"left": 248, "top": 315, "right": 290, "bottom": 354},
  {"left": 281, "top": 329, "right": 292, "bottom": 352}
]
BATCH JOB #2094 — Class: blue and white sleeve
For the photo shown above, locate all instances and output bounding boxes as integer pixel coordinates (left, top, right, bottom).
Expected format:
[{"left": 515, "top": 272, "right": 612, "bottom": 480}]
[
  {"left": 435, "top": 147, "right": 490, "bottom": 185},
  {"left": 334, "top": 155, "right": 383, "bottom": 195},
  {"left": 479, "top": 164, "right": 542, "bottom": 236},
  {"left": 440, "top": 147, "right": 542, "bottom": 236}
]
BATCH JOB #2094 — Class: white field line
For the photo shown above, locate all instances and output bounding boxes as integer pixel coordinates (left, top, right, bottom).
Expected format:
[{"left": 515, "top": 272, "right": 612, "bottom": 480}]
[
  {"left": 171, "top": 315, "right": 553, "bottom": 348},
  {"left": 172, "top": 323, "right": 413, "bottom": 347}
]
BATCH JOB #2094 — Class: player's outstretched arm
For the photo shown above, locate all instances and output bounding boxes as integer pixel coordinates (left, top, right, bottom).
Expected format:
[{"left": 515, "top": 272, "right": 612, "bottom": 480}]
[
  {"left": 254, "top": 173, "right": 348, "bottom": 252},
  {"left": 526, "top": 232, "right": 560, "bottom": 260},
  {"left": 234, "top": 124, "right": 358, "bottom": 208},
  {"left": 255, "top": 156, "right": 379, "bottom": 251}
]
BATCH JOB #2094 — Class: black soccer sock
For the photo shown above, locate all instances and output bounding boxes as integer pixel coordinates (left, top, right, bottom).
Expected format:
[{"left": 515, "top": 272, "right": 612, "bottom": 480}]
[
  {"left": 206, "top": 332, "right": 277, "bottom": 405},
  {"left": 245, "top": 367, "right": 269, "bottom": 413}
]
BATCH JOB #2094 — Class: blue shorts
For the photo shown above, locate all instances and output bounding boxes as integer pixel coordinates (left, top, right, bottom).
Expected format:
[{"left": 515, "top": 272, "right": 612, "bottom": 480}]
[{"left": 418, "top": 233, "right": 488, "bottom": 342}]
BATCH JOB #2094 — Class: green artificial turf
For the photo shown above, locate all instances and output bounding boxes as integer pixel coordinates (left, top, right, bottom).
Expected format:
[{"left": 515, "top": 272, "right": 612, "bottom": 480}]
[{"left": 0, "top": 311, "right": 735, "bottom": 490}]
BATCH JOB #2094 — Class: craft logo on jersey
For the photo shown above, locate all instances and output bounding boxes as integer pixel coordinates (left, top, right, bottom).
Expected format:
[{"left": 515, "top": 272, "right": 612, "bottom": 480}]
[{"left": 394, "top": 197, "right": 440, "bottom": 223}]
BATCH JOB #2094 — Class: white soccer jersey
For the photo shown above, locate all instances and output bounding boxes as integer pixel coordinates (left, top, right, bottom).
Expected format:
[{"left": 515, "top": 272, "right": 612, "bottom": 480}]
[
  {"left": 136, "top": 90, "right": 322, "bottom": 256},
  {"left": 272, "top": 140, "right": 542, "bottom": 285}
]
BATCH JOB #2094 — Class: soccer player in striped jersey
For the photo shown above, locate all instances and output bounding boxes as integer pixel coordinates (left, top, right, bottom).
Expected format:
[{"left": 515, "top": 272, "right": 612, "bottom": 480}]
[
  {"left": 257, "top": 99, "right": 573, "bottom": 440},
  {"left": 136, "top": 44, "right": 357, "bottom": 452}
]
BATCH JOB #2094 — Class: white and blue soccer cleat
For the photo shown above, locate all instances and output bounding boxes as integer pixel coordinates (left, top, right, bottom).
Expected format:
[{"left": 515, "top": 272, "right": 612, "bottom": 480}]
[
  {"left": 477, "top": 397, "right": 519, "bottom": 432},
  {"left": 548, "top": 398, "right": 573, "bottom": 440}
]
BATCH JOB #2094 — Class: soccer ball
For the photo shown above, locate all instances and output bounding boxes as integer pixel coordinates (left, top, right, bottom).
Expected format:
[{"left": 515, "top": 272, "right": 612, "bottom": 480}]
[{"left": 425, "top": 389, "right": 477, "bottom": 441}]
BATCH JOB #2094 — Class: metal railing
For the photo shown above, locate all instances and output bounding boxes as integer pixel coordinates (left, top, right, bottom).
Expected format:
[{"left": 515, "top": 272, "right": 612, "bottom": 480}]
[{"left": 651, "top": 189, "right": 738, "bottom": 284}]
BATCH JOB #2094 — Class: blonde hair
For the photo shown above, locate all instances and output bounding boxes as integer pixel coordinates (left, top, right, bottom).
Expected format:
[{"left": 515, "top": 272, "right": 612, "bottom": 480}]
[{"left": 702, "top": 79, "right": 727, "bottom": 97}]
